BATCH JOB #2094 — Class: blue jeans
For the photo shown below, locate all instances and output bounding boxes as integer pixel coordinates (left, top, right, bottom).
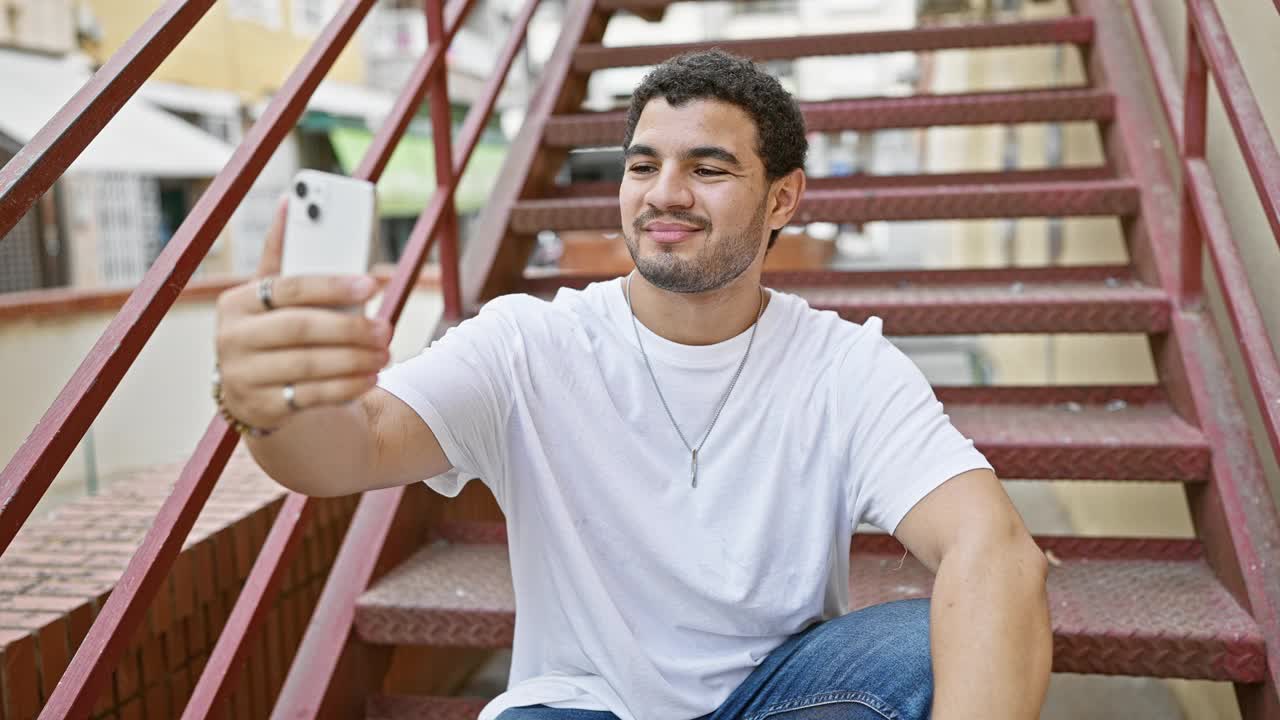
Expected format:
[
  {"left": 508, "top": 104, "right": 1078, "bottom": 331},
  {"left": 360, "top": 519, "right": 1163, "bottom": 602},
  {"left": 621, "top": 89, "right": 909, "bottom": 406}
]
[{"left": 496, "top": 598, "right": 932, "bottom": 720}]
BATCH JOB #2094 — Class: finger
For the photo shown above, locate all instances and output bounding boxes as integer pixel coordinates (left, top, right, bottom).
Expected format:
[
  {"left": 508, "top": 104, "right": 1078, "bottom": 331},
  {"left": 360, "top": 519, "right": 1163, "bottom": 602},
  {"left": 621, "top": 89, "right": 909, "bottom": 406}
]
[
  {"left": 222, "top": 274, "right": 379, "bottom": 316},
  {"left": 226, "top": 346, "right": 390, "bottom": 387},
  {"left": 224, "top": 374, "right": 379, "bottom": 428},
  {"left": 289, "top": 374, "right": 381, "bottom": 411},
  {"left": 269, "top": 273, "right": 379, "bottom": 310},
  {"left": 227, "top": 308, "right": 391, "bottom": 351},
  {"left": 256, "top": 196, "right": 288, "bottom": 278}
]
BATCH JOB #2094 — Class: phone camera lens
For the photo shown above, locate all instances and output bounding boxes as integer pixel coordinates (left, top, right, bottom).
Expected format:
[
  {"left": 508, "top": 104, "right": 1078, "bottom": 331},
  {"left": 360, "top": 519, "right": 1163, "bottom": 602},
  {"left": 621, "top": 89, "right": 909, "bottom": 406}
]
[
  {"left": 307, "top": 203, "right": 321, "bottom": 221},
  {"left": 295, "top": 181, "right": 308, "bottom": 199}
]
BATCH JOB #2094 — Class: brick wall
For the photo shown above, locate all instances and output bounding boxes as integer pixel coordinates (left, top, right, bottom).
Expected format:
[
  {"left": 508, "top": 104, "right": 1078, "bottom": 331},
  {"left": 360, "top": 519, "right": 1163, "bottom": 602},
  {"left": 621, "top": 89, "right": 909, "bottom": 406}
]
[{"left": 0, "top": 449, "right": 359, "bottom": 719}]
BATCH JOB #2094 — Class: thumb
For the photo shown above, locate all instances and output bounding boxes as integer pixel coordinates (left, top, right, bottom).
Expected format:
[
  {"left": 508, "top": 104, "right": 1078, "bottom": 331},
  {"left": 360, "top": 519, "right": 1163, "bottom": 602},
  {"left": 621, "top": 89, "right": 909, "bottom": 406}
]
[{"left": 256, "top": 196, "right": 288, "bottom": 278}]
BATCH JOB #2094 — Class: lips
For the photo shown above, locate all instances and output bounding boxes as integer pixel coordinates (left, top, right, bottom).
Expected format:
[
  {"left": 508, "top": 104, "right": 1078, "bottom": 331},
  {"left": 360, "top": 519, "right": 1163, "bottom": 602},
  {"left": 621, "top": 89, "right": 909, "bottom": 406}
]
[{"left": 643, "top": 222, "right": 703, "bottom": 244}]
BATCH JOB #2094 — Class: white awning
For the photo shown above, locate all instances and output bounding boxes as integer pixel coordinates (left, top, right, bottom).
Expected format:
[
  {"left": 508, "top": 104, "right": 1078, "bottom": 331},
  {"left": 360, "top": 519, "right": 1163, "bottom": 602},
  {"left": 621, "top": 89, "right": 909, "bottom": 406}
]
[{"left": 0, "top": 49, "right": 235, "bottom": 177}]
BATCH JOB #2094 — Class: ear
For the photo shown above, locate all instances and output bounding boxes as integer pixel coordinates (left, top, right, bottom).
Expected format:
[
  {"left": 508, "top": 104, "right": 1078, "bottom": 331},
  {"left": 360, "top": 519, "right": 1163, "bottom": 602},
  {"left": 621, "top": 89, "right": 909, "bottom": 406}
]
[{"left": 766, "top": 168, "right": 806, "bottom": 232}]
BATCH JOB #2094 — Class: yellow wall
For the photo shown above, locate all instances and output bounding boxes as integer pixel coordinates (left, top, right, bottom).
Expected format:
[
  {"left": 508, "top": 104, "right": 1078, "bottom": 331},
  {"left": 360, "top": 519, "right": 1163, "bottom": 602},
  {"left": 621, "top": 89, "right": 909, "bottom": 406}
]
[{"left": 80, "top": 0, "right": 365, "bottom": 101}]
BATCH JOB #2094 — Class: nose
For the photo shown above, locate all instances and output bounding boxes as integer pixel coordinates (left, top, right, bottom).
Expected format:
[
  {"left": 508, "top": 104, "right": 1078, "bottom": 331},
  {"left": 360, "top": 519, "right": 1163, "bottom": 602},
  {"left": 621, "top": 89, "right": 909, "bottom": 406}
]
[{"left": 643, "top": 164, "right": 694, "bottom": 211}]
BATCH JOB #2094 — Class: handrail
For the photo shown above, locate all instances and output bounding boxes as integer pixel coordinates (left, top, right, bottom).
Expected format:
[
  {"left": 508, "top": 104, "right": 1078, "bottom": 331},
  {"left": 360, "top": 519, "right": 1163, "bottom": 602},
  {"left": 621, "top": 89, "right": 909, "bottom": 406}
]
[
  {"left": 272, "top": 0, "right": 561, "bottom": 715},
  {"left": 180, "top": 2, "right": 475, "bottom": 715},
  {"left": 0, "top": 0, "right": 377, "bottom": 557},
  {"left": 1187, "top": 0, "right": 1280, "bottom": 246},
  {"left": 19, "top": 2, "right": 384, "bottom": 717},
  {"left": 0, "top": 0, "right": 215, "bottom": 238},
  {"left": 1127, "top": 0, "right": 1280, "bottom": 500}
]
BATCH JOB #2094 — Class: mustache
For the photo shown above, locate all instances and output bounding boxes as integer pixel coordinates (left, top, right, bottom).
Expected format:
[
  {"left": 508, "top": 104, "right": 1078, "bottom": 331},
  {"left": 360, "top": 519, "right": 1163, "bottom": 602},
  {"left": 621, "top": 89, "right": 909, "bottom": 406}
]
[{"left": 633, "top": 209, "right": 710, "bottom": 232}]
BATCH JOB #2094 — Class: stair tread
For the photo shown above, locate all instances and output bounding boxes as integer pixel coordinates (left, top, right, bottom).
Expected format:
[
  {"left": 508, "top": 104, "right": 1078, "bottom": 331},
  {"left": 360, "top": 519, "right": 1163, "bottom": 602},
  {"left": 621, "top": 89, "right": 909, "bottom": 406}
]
[
  {"left": 545, "top": 88, "right": 1114, "bottom": 147},
  {"left": 356, "top": 538, "right": 1266, "bottom": 682},
  {"left": 521, "top": 265, "right": 1137, "bottom": 293},
  {"left": 510, "top": 179, "right": 1139, "bottom": 230},
  {"left": 528, "top": 277, "right": 1169, "bottom": 336},
  {"left": 574, "top": 17, "right": 1094, "bottom": 71}
]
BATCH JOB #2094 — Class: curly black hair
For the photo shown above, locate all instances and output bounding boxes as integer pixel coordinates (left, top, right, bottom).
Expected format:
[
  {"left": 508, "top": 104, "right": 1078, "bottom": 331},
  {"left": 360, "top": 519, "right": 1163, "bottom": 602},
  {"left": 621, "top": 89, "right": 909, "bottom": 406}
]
[{"left": 622, "top": 49, "right": 808, "bottom": 248}]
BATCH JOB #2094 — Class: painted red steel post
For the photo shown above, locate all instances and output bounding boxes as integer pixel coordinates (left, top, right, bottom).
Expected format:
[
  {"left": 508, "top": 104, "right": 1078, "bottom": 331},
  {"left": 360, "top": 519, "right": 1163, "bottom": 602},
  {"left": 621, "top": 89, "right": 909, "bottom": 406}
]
[
  {"left": 26, "top": 4, "right": 381, "bottom": 717},
  {"left": 1177, "top": 10, "right": 1208, "bottom": 304},
  {"left": 184, "top": 2, "right": 479, "bottom": 716},
  {"left": 427, "top": 0, "right": 464, "bottom": 319},
  {"left": 0, "top": 0, "right": 380, "bottom": 559}
]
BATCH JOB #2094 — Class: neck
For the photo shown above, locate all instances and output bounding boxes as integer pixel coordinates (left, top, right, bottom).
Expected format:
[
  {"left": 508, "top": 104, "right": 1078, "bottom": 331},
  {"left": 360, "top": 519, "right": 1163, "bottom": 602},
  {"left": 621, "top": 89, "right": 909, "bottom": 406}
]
[{"left": 626, "top": 269, "right": 769, "bottom": 346}]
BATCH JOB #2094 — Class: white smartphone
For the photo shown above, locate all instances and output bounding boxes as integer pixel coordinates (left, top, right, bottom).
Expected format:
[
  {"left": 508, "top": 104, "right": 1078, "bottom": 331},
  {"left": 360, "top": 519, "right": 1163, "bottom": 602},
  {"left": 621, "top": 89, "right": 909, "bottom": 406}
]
[{"left": 281, "top": 169, "right": 377, "bottom": 311}]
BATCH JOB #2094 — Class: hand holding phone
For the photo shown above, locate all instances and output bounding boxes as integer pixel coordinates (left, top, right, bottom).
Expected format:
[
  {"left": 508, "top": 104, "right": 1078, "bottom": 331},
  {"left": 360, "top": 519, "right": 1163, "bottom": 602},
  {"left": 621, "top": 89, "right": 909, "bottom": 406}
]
[{"left": 213, "top": 171, "right": 387, "bottom": 431}]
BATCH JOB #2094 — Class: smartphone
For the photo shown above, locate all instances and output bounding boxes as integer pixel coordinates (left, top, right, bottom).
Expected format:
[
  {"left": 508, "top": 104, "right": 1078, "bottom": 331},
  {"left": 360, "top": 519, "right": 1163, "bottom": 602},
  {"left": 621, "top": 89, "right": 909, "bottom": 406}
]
[{"left": 281, "top": 170, "right": 377, "bottom": 311}]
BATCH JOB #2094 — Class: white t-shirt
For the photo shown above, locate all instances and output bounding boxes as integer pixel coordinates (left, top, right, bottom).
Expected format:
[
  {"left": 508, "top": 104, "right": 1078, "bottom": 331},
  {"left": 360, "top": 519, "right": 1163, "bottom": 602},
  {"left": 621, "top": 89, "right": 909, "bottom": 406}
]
[{"left": 377, "top": 278, "right": 992, "bottom": 720}]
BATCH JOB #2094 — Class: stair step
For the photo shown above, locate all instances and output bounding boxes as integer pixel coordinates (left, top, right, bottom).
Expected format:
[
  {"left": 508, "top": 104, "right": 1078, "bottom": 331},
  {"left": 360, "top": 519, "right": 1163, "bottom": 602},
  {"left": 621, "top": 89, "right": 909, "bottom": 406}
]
[
  {"left": 544, "top": 88, "right": 1113, "bottom": 148},
  {"left": 541, "top": 165, "right": 1116, "bottom": 199},
  {"left": 574, "top": 17, "right": 1094, "bottom": 72},
  {"left": 510, "top": 179, "right": 1138, "bottom": 231},
  {"left": 355, "top": 537, "right": 1266, "bottom": 682},
  {"left": 521, "top": 264, "right": 1136, "bottom": 294},
  {"left": 367, "top": 694, "right": 488, "bottom": 720},
  {"left": 793, "top": 280, "right": 1168, "bottom": 334},
  {"left": 532, "top": 275, "right": 1168, "bottom": 336}
]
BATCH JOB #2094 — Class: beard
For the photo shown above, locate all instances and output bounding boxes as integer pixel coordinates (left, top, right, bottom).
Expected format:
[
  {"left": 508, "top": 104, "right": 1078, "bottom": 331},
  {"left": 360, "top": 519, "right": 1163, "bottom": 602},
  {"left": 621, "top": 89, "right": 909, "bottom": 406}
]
[{"left": 622, "top": 195, "right": 769, "bottom": 294}]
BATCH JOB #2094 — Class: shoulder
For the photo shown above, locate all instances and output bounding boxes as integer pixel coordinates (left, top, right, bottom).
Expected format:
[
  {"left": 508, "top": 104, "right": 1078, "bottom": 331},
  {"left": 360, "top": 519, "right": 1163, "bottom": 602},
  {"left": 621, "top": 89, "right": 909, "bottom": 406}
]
[
  {"left": 766, "top": 289, "right": 883, "bottom": 371},
  {"left": 460, "top": 280, "right": 616, "bottom": 347}
]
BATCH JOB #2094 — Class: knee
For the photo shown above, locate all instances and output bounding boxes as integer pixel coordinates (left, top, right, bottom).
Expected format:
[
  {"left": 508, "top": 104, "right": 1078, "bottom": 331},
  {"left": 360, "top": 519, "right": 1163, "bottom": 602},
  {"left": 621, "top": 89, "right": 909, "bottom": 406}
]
[{"left": 823, "top": 598, "right": 933, "bottom": 689}]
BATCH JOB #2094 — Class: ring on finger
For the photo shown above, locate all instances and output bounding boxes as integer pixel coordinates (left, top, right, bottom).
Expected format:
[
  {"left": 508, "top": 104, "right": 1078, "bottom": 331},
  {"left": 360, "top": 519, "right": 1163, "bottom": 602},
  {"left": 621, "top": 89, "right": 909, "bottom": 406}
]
[
  {"left": 282, "top": 383, "right": 300, "bottom": 413},
  {"left": 258, "top": 276, "right": 276, "bottom": 311}
]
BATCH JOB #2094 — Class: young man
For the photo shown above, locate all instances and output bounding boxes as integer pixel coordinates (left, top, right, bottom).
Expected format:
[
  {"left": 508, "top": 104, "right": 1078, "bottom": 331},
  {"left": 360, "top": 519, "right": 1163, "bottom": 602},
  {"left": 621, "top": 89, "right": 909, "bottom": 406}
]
[{"left": 214, "top": 51, "right": 1050, "bottom": 720}]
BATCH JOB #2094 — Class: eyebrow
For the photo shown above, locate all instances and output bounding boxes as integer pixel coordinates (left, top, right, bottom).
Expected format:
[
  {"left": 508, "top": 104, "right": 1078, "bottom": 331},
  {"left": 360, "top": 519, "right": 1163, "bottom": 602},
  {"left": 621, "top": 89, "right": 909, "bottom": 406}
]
[{"left": 624, "top": 144, "right": 744, "bottom": 169}]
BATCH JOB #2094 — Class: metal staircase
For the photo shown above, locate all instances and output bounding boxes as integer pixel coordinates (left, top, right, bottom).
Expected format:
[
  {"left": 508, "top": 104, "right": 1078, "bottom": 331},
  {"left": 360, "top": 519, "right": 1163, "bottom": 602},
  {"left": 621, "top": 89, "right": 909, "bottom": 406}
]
[
  {"left": 0, "top": 0, "right": 1277, "bottom": 718},
  {"left": 343, "top": 2, "right": 1280, "bottom": 717}
]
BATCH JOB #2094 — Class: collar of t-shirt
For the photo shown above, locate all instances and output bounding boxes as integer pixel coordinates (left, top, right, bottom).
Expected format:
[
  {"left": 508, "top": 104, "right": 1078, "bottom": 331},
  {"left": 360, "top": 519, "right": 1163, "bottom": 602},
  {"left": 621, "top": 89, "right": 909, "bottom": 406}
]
[{"left": 602, "top": 279, "right": 781, "bottom": 370}]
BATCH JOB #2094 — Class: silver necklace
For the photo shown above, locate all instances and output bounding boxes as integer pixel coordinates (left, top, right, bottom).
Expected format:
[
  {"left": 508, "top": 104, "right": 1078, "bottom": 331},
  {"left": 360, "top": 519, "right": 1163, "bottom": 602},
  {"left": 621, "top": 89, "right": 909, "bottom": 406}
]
[{"left": 625, "top": 273, "right": 766, "bottom": 488}]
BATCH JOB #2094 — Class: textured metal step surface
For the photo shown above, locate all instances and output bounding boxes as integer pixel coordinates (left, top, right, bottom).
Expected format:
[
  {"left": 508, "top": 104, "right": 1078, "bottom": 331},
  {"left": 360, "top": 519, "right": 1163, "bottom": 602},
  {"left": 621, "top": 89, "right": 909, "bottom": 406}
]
[
  {"left": 367, "top": 694, "right": 489, "bottom": 720},
  {"left": 573, "top": 17, "right": 1094, "bottom": 71},
  {"left": 540, "top": 165, "right": 1117, "bottom": 199},
  {"left": 789, "top": 280, "right": 1168, "bottom": 335},
  {"left": 520, "top": 264, "right": 1138, "bottom": 294},
  {"left": 354, "top": 537, "right": 1266, "bottom": 682},
  {"left": 510, "top": 179, "right": 1138, "bottom": 231},
  {"left": 544, "top": 88, "right": 1114, "bottom": 148},
  {"left": 526, "top": 278, "right": 1172, "bottom": 337}
]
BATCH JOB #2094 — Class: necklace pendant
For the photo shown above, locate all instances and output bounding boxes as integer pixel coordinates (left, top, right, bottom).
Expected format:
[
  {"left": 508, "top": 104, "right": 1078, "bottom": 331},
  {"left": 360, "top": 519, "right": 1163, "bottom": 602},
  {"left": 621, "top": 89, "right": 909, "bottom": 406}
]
[{"left": 690, "top": 449, "right": 698, "bottom": 488}]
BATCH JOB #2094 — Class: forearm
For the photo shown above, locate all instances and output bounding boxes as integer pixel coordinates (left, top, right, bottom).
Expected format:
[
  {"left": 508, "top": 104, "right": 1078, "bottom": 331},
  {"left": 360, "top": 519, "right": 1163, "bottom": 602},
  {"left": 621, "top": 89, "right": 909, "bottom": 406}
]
[
  {"left": 245, "top": 400, "right": 376, "bottom": 497},
  {"left": 929, "top": 535, "right": 1051, "bottom": 720}
]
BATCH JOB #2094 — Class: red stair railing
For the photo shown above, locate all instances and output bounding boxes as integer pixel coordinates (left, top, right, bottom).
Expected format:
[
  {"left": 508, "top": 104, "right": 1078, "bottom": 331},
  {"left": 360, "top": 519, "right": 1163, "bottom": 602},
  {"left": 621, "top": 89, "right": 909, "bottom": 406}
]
[
  {"left": 0, "top": 0, "right": 535, "bottom": 716},
  {"left": 1114, "top": 0, "right": 1280, "bottom": 710},
  {"left": 1129, "top": 0, "right": 1280, "bottom": 498}
]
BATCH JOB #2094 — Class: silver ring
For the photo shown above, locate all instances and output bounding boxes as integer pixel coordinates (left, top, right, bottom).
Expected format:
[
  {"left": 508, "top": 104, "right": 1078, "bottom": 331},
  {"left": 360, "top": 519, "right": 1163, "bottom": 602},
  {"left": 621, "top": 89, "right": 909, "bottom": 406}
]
[
  {"left": 282, "top": 383, "right": 300, "bottom": 412},
  {"left": 258, "top": 277, "right": 276, "bottom": 311}
]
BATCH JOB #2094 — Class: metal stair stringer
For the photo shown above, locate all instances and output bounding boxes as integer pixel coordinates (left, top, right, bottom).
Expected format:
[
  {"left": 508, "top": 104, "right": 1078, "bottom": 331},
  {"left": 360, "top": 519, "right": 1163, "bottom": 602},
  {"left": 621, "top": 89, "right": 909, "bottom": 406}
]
[
  {"left": 458, "top": 0, "right": 609, "bottom": 309},
  {"left": 1080, "top": 0, "right": 1280, "bottom": 715}
]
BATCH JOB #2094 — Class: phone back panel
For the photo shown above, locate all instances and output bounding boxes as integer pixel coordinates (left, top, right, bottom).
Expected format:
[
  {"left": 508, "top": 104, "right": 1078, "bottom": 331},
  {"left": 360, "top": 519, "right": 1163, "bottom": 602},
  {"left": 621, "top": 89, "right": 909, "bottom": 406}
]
[{"left": 281, "top": 170, "right": 376, "bottom": 278}]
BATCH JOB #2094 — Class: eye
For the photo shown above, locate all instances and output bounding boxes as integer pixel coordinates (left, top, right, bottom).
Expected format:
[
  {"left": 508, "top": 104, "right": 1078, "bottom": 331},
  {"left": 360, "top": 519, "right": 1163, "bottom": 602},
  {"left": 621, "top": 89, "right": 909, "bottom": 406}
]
[
  {"left": 628, "top": 164, "right": 656, "bottom": 175},
  {"left": 694, "top": 167, "right": 727, "bottom": 177}
]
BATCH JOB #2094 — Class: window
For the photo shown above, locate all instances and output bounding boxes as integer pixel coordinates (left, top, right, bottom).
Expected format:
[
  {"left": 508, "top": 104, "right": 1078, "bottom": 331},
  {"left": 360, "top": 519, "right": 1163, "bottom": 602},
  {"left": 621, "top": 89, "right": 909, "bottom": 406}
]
[
  {"left": 291, "top": 0, "right": 340, "bottom": 36},
  {"left": 227, "top": 0, "right": 282, "bottom": 30}
]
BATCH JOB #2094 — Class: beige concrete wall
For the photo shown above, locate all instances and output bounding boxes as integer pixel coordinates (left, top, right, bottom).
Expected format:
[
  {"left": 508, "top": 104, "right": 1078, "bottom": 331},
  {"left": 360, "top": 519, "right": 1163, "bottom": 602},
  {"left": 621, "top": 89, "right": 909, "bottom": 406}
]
[
  {"left": 79, "top": 0, "right": 365, "bottom": 101},
  {"left": 0, "top": 288, "right": 442, "bottom": 518}
]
